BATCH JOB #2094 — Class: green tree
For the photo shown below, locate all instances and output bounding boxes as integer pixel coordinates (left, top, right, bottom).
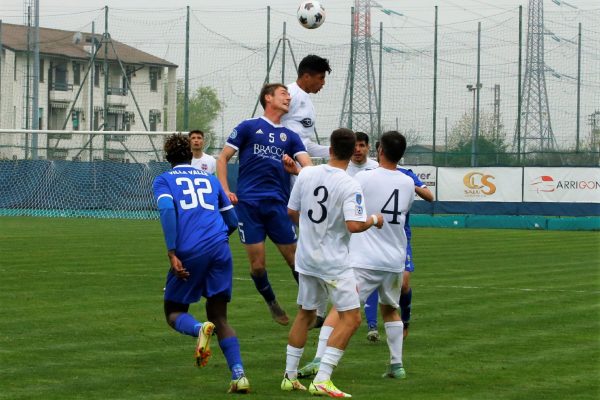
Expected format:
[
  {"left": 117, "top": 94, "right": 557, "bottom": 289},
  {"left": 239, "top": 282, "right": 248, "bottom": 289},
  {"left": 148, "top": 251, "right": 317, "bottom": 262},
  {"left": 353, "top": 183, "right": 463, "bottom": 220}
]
[
  {"left": 176, "top": 81, "right": 222, "bottom": 140},
  {"left": 445, "top": 111, "right": 514, "bottom": 166}
]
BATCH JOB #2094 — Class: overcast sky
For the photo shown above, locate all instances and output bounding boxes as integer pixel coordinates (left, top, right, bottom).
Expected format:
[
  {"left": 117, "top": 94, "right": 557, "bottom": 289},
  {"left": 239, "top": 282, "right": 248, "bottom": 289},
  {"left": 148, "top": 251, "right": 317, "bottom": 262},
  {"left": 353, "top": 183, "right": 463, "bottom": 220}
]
[
  {"left": 1, "top": 0, "right": 598, "bottom": 30},
  {"left": 1, "top": 1, "right": 597, "bottom": 146}
]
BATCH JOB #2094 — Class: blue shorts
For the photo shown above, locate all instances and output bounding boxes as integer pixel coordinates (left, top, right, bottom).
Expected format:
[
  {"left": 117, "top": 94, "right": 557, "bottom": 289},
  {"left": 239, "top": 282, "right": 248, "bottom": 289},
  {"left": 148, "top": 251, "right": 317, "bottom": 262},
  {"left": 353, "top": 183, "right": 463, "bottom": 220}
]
[
  {"left": 164, "top": 240, "right": 233, "bottom": 305},
  {"left": 405, "top": 241, "right": 415, "bottom": 273},
  {"left": 235, "top": 199, "right": 297, "bottom": 245}
]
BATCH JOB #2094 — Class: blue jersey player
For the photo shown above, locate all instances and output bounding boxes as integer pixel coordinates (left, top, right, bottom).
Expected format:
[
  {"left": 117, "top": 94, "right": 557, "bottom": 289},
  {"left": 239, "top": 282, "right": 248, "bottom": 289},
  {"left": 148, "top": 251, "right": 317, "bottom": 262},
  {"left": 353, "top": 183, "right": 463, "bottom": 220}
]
[
  {"left": 217, "top": 83, "right": 312, "bottom": 326},
  {"left": 364, "top": 165, "right": 434, "bottom": 342},
  {"left": 153, "top": 134, "right": 249, "bottom": 394}
]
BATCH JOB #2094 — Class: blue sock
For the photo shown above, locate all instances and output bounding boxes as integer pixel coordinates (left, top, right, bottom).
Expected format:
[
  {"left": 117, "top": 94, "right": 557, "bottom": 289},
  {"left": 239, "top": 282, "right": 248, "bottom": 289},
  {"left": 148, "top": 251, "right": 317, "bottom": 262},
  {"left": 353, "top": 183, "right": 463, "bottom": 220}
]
[
  {"left": 400, "top": 288, "right": 412, "bottom": 323},
  {"left": 365, "top": 291, "right": 378, "bottom": 328},
  {"left": 251, "top": 271, "right": 276, "bottom": 303},
  {"left": 219, "top": 337, "right": 245, "bottom": 379},
  {"left": 174, "top": 313, "right": 202, "bottom": 337}
]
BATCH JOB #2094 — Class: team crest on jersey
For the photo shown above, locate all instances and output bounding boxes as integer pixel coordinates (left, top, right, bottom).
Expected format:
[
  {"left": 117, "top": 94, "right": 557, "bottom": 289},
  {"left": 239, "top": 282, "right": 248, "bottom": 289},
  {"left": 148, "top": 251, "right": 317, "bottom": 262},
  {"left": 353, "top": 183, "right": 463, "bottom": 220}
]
[
  {"left": 280, "top": 132, "right": 287, "bottom": 142},
  {"left": 300, "top": 118, "right": 313, "bottom": 128},
  {"left": 355, "top": 205, "right": 364, "bottom": 216},
  {"left": 201, "top": 163, "right": 207, "bottom": 170},
  {"left": 229, "top": 129, "right": 238, "bottom": 139},
  {"left": 355, "top": 193, "right": 363, "bottom": 204}
]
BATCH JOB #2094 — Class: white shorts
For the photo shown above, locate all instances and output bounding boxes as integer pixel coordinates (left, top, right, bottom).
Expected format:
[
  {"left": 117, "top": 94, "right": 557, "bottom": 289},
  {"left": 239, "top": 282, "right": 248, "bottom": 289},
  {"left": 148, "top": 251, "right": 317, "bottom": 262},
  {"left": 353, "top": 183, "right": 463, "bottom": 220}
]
[
  {"left": 297, "top": 273, "right": 360, "bottom": 312},
  {"left": 354, "top": 268, "right": 403, "bottom": 309}
]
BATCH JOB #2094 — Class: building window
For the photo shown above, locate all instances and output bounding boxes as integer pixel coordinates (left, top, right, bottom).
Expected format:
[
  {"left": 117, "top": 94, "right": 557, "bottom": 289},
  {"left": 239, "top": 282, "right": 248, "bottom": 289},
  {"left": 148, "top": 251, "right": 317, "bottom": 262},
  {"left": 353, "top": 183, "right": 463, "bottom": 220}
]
[
  {"left": 72, "top": 110, "right": 82, "bottom": 131},
  {"left": 73, "top": 62, "right": 81, "bottom": 86},
  {"left": 94, "top": 64, "right": 100, "bottom": 87},
  {"left": 149, "top": 67, "right": 160, "bottom": 92},
  {"left": 149, "top": 109, "right": 161, "bottom": 131},
  {"left": 40, "top": 59, "right": 45, "bottom": 82}
]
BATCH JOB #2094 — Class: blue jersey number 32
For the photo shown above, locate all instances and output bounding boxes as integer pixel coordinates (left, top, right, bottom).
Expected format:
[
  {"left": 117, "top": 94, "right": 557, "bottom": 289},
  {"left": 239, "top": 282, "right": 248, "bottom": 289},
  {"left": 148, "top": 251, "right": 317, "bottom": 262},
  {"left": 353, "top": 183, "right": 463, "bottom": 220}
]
[{"left": 176, "top": 177, "right": 214, "bottom": 210}]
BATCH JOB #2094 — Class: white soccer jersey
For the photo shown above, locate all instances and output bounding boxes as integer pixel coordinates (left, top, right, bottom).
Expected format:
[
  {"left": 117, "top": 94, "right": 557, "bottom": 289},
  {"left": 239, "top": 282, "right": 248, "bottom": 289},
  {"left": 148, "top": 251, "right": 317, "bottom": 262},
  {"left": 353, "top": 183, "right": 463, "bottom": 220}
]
[
  {"left": 349, "top": 168, "right": 415, "bottom": 273},
  {"left": 288, "top": 164, "right": 367, "bottom": 280},
  {"left": 191, "top": 153, "right": 216, "bottom": 174},
  {"left": 346, "top": 158, "right": 379, "bottom": 177},
  {"left": 281, "top": 82, "right": 316, "bottom": 143}
]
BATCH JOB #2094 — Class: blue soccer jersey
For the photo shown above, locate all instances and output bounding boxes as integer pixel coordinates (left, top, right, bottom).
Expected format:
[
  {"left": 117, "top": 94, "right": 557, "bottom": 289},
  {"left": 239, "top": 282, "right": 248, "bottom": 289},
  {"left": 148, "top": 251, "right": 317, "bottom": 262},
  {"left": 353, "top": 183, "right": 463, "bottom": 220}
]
[
  {"left": 226, "top": 116, "right": 307, "bottom": 203},
  {"left": 153, "top": 165, "right": 233, "bottom": 261},
  {"left": 398, "top": 168, "right": 426, "bottom": 241}
]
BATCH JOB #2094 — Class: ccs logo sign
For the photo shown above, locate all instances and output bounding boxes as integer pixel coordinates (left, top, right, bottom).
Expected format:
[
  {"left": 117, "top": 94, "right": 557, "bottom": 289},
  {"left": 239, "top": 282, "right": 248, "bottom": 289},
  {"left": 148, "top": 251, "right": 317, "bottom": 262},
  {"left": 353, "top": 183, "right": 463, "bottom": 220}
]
[{"left": 463, "top": 172, "right": 496, "bottom": 196}]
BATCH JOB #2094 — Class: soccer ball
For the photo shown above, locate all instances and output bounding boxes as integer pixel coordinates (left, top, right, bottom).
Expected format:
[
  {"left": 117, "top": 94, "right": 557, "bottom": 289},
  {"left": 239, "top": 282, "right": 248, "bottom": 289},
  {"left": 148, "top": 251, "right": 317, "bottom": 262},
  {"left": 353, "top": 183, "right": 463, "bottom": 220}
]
[{"left": 297, "top": 1, "right": 326, "bottom": 29}]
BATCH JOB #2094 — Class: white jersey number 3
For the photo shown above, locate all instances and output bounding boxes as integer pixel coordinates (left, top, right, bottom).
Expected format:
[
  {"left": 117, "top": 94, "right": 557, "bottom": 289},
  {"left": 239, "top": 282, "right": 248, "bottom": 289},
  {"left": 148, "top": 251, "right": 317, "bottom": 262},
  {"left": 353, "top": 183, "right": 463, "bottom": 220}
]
[{"left": 176, "top": 177, "right": 215, "bottom": 210}]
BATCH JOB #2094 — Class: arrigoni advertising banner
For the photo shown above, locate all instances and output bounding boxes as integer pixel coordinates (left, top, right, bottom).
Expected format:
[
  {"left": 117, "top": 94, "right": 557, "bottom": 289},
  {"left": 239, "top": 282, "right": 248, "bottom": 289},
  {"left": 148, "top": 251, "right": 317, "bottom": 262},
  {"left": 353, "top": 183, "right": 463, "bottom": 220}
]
[
  {"left": 523, "top": 168, "right": 600, "bottom": 203},
  {"left": 437, "top": 167, "right": 523, "bottom": 202}
]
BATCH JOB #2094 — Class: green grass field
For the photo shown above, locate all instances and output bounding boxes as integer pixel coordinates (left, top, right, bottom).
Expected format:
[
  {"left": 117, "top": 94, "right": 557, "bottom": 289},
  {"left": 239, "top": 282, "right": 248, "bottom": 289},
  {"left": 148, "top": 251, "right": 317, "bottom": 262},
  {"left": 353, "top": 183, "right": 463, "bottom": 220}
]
[{"left": 0, "top": 217, "right": 598, "bottom": 400}]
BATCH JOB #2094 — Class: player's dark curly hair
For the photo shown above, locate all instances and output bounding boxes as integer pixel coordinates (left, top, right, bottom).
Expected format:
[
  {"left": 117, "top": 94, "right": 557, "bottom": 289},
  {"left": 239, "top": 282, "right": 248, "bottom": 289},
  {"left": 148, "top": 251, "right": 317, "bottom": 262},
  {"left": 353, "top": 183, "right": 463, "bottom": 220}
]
[
  {"left": 330, "top": 128, "right": 356, "bottom": 161},
  {"left": 164, "top": 133, "right": 192, "bottom": 166},
  {"left": 298, "top": 54, "right": 332, "bottom": 77}
]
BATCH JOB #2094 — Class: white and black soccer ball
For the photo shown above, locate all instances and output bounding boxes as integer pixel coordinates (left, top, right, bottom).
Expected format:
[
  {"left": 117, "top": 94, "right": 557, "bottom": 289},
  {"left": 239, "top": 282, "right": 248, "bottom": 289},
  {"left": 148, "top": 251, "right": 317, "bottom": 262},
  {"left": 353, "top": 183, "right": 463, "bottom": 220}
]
[{"left": 297, "top": 1, "right": 326, "bottom": 30}]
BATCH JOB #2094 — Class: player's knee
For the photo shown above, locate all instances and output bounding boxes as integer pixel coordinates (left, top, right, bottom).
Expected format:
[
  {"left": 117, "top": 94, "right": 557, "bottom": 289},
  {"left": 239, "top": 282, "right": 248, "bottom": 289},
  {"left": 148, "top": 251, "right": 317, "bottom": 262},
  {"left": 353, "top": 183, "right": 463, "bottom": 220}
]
[
  {"left": 250, "top": 265, "right": 267, "bottom": 276},
  {"left": 343, "top": 311, "right": 362, "bottom": 332}
]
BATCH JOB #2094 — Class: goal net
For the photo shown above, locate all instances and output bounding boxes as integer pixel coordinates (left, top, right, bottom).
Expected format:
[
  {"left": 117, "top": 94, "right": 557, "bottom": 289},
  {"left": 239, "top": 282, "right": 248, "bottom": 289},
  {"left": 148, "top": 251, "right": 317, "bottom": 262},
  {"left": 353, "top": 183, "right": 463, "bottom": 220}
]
[{"left": 0, "top": 129, "right": 178, "bottom": 219}]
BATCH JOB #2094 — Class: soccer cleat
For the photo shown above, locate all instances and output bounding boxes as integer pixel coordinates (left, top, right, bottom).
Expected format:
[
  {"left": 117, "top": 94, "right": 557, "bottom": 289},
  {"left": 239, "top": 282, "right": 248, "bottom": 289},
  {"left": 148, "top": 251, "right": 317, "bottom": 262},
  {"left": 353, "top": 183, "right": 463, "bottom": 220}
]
[
  {"left": 194, "top": 322, "right": 215, "bottom": 368},
  {"left": 382, "top": 363, "right": 406, "bottom": 379},
  {"left": 310, "top": 315, "right": 326, "bottom": 330},
  {"left": 281, "top": 374, "right": 307, "bottom": 391},
  {"left": 366, "top": 327, "right": 379, "bottom": 342},
  {"left": 268, "top": 300, "right": 289, "bottom": 326},
  {"left": 309, "top": 380, "right": 352, "bottom": 398},
  {"left": 228, "top": 375, "right": 250, "bottom": 393},
  {"left": 297, "top": 360, "right": 320, "bottom": 378}
]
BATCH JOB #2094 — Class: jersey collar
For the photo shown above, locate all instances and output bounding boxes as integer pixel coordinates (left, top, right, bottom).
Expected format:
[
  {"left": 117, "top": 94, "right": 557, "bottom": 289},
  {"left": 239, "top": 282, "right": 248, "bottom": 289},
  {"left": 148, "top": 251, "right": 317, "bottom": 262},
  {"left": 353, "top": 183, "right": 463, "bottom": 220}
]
[{"left": 260, "top": 116, "right": 284, "bottom": 128}]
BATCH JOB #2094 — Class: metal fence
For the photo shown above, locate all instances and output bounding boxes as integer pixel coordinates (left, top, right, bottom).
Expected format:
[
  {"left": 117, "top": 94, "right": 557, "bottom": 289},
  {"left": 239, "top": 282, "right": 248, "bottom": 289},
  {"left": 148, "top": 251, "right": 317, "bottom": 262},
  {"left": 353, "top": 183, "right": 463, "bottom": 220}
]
[{"left": 1, "top": 3, "right": 599, "bottom": 166}]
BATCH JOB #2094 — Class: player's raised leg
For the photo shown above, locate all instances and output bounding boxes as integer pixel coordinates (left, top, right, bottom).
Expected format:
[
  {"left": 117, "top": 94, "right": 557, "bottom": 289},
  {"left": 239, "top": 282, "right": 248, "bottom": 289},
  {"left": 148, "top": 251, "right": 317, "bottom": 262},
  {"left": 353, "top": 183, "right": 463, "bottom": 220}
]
[{"left": 243, "top": 240, "right": 289, "bottom": 326}]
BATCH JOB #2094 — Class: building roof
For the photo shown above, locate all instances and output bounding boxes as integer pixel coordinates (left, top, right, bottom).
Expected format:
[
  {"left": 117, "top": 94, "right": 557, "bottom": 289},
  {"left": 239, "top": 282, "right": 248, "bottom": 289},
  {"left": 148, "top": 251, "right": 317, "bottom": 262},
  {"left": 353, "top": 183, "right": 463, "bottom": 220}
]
[{"left": 1, "top": 23, "right": 177, "bottom": 68}]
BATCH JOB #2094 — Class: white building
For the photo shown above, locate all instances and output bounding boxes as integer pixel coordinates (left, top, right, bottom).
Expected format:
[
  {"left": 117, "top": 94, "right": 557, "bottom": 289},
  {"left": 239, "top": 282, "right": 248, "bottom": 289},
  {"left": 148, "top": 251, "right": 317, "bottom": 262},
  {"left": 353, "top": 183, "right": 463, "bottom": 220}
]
[{"left": 0, "top": 23, "right": 177, "bottom": 161}]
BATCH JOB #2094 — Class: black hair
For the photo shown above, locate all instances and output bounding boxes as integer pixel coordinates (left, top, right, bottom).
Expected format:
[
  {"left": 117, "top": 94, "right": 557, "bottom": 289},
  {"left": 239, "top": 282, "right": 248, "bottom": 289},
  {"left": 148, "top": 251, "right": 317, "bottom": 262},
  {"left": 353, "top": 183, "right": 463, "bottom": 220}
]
[
  {"left": 379, "top": 131, "right": 407, "bottom": 164},
  {"left": 164, "top": 133, "right": 192, "bottom": 166},
  {"left": 297, "top": 55, "right": 332, "bottom": 77},
  {"left": 188, "top": 130, "right": 204, "bottom": 138},
  {"left": 355, "top": 131, "right": 370, "bottom": 144},
  {"left": 330, "top": 128, "right": 356, "bottom": 160}
]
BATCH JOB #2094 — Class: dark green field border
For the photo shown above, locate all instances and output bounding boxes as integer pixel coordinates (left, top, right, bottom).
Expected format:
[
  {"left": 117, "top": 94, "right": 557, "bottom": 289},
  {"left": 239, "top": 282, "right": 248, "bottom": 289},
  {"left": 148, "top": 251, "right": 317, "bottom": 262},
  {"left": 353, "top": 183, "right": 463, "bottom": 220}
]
[
  {"left": 411, "top": 214, "right": 600, "bottom": 231},
  {"left": 1, "top": 209, "right": 598, "bottom": 231}
]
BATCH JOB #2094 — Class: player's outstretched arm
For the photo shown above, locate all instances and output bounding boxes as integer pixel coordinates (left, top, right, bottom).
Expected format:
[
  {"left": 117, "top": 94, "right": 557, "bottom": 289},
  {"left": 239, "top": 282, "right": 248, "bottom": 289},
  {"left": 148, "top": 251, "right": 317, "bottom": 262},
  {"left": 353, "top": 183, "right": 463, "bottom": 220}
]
[
  {"left": 217, "top": 146, "right": 238, "bottom": 204},
  {"left": 416, "top": 186, "right": 434, "bottom": 202},
  {"left": 296, "top": 153, "right": 313, "bottom": 167}
]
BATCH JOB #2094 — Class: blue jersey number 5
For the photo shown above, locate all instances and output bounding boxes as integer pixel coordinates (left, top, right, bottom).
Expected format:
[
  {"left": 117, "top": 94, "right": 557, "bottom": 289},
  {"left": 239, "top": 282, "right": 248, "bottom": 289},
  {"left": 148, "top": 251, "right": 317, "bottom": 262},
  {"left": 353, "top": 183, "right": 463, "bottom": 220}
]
[{"left": 176, "top": 177, "right": 214, "bottom": 210}]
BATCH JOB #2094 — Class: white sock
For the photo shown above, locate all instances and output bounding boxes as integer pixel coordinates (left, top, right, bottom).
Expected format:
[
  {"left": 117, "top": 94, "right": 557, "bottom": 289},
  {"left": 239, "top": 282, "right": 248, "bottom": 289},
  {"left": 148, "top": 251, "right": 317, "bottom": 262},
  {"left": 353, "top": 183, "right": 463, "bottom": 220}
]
[
  {"left": 384, "top": 321, "right": 404, "bottom": 365},
  {"left": 314, "top": 346, "right": 344, "bottom": 382},
  {"left": 285, "top": 345, "right": 304, "bottom": 380},
  {"left": 315, "top": 325, "right": 334, "bottom": 359}
]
